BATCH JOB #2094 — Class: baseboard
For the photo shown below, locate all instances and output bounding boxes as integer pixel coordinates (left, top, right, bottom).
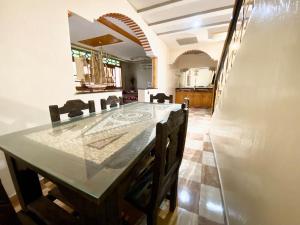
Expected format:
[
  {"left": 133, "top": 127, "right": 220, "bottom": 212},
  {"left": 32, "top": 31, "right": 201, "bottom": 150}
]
[{"left": 209, "top": 133, "right": 230, "bottom": 225}]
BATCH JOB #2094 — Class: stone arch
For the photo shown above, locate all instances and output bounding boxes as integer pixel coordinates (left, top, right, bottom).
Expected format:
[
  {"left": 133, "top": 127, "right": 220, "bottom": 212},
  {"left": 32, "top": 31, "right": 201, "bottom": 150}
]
[
  {"left": 99, "top": 13, "right": 153, "bottom": 57},
  {"left": 173, "top": 49, "right": 217, "bottom": 69}
]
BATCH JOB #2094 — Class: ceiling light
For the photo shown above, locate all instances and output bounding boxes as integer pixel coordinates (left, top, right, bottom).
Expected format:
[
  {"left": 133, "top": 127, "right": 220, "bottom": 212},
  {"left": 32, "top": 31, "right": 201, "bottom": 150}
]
[{"left": 192, "top": 20, "right": 201, "bottom": 28}]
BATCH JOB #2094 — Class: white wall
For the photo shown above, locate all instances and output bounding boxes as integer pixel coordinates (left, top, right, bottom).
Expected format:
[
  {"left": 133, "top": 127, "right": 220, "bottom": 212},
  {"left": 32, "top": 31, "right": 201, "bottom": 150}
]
[
  {"left": 179, "top": 68, "right": 213, "bottom": 88},
  {"left": 210, "top": 0, "right": 300, "bottom": 224},
  {"left": 0, "top": 0, "right": 173, "bottom": 196}
]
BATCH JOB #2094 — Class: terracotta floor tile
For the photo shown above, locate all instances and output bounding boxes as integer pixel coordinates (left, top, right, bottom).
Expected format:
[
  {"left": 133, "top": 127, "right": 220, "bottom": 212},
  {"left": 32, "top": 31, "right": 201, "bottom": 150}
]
[
  {"left": 203, "top": 141, "right": 214, "bottom": 152},
  {"left": 201, "top": 165, "right": 221, "bottom": 188},
  {"left": 199, "top": 184, "right": 224, "bottom": 224}
]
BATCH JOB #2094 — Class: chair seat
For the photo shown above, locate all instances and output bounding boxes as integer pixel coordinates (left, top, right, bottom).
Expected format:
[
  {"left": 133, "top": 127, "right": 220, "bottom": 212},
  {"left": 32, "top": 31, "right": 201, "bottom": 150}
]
[
  {"left": 126, "top": 168, "right": 153, "bottom": 211},
  {"left": 27, "top": 196, "right": 80, "bottom": 225},
  {"left": 17, "top": 211, "right": 39, "bottom": 225}
]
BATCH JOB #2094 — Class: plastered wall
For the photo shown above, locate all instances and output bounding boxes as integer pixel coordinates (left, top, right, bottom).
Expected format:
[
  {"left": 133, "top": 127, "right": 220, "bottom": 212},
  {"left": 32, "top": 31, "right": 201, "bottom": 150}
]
[
  {"left": 210, "top": 0, "right": 300, "bottom": 224},
  {"left": 0, "top": 0, "right": 173, "bottom": 195}
]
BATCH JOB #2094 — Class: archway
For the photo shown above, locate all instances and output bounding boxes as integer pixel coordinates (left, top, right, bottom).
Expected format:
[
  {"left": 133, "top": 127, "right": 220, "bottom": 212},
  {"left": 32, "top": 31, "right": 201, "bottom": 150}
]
[
  {"left": 174, "top": 49, "right": 217, "bottom": 108},
  {"left": 69, "top": 11, "right": 158, "bottom": 94},
  {"left": 98, "top": 13, "right": 153, "bottom": 57},
  {"left": 97, "top": 13, "right": 157, "bottom": 88},
  {"left": 173, "top": 50, "right": 217, "bottom": 69}
]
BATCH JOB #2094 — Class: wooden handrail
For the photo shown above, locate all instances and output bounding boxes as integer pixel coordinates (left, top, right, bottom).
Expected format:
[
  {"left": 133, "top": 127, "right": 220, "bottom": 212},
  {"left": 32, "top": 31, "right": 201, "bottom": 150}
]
[{"left": 211, "top": 0, "right": 244, "bottom": 113}]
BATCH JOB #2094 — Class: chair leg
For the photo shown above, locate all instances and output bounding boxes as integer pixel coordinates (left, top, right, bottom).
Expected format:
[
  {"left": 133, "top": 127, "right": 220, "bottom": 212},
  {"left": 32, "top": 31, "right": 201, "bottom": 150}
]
[
  {"left": 147, "top": 210, "right": 158, "bottom": 225},
  {"left": 170, "top": 179, "right": 178, "bottom": 212}
]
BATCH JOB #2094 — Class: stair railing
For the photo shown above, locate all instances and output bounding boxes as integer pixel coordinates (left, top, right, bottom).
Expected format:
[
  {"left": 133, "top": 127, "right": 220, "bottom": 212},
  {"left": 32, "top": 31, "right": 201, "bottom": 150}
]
[{"left": 212, "top": 0, "right": 254, "bottom": 113}]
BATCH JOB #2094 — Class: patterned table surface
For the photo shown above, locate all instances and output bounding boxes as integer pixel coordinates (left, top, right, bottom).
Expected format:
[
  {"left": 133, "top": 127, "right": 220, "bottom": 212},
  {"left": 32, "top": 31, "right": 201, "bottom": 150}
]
[{"left": 0, "top": 102, "right": 181, "bottom": 199}]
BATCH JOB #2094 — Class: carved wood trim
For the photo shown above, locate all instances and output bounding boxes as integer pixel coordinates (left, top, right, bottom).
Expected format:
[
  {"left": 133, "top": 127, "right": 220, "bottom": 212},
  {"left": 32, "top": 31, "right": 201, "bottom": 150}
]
[
  {"left": 150, "top": 93, "right": 173, "bottom": 103},
  {"left": 49, "top": 100, "right": 95, "bottom": 122}
]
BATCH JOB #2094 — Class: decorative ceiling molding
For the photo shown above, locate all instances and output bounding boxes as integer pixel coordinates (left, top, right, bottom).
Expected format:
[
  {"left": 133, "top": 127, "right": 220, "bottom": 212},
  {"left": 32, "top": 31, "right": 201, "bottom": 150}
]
[
  {"left": 100, "top": 13, "right": 153, "bottom": 56},
  {"left": 148, "top": 5, "right": 233, "bottom": 26},
  {"left": 79, "top": 34, "right": 123, "bottom": 47},
  {"left": 68, "top": 11, "right": 73, "bottom": 18},
  {"left": 137, "top": 0, "right": 183, "bottom": 13},
  {"left": 97, "top": 17, "right": 141, "bottom": 46},
  {"left": 157, "top": 20, "right": 231, "bottom": 36}
]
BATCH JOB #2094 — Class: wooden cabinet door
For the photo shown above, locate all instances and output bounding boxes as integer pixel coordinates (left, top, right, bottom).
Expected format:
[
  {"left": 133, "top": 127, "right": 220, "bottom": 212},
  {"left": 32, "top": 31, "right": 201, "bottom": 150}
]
[{"left": 176, "top": 90, "right": 212, "bottom": 108}]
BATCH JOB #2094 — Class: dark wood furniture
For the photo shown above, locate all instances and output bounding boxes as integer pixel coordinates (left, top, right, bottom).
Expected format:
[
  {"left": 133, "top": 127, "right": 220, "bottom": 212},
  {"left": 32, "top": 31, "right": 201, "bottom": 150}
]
[
  {"left": 122, "top": 91, "right": 138, "bottom": 104},
  {"left": 0, "top": 179, "right": 37, "bottom": 225},
  {"left": 0, "top": 103, "right": 183, "bottom": 225},
  {"left": 175, "top": 88, "right": 213, "bottom": 108},
  {"left": 100, "top": 95, "right": 123, "bottom": 110},
  {"left": 0, "top": 179, "right": 79, "bottom": 225},
  {"left": 126, "top": 104, "right": 189, "bottom": 225},
  {"left": 150, "top": 93, "right": 173, "bottom": 103},
  {"left": 49, "top": 99, "right": 95, "bottom": 122}
]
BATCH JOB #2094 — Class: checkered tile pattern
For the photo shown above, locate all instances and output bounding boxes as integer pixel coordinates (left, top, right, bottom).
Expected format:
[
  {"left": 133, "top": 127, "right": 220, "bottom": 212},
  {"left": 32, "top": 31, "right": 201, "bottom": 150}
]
[
  {"left": 176, "top": 108, "right": 225, "bottom": 225},
  {"left": 136, "top": 108, "right": 225, "bottom": 225}
]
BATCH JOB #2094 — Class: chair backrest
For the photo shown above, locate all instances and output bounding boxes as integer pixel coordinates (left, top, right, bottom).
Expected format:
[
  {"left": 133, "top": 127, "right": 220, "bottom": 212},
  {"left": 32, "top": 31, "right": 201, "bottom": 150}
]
[
  {"left": 100, "top": 95, "right": 123, "bottom": 110},
  {"left": 150, "top": 93, "right": 173, "bottom": 103},
  {"left": 49, "top": 99, "right": 95, "bottom": 123},
  {"left": 150, "top": 103, "right": 188, "bottom": 208},
  {"left": 0, "top": 179, "right": 21, "bottom": 225},
  {"left": 183, "top": 97, "right": 190, "bottom": 108}
]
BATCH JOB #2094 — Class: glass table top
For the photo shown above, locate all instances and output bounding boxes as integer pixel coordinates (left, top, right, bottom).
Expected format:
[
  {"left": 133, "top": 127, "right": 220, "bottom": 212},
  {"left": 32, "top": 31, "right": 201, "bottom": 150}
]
[{"left": 0, "top": 102, "right": 181, "bottom": 199}]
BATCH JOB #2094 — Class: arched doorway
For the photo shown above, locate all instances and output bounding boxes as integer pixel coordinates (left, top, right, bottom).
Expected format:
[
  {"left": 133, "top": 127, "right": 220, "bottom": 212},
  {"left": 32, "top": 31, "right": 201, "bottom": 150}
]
[
  {"left": 174, "top": 50, "right": 217, "bottom": 108},
  {"left": 97, "top": 13, "right": 157, "bottom": 88},
  {"left": 174, "top": 50, "right": 217, "bottom": 69}
]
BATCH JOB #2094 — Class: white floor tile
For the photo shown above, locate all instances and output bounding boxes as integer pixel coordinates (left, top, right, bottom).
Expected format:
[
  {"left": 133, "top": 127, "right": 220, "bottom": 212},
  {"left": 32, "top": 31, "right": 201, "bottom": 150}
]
[
  {"left": 179, "top": 159, "right": 202, "bottom": 183},
  {"left": 202, "top": 151, "right": 216, "bottom": 167},
  {"left": 199, "top": 184, "right": 224, "bottom": 224}
]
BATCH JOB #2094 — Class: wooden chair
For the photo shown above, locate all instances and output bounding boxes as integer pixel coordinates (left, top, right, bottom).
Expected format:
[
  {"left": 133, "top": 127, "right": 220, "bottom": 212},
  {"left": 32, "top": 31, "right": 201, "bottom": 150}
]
[
  {"left": 183, "top": 97, "right": 190, "bottom": 108},
  {"left": 100, "top": 95, "right": 123, "bottom": 110},
  {"left": 125, "top": 103, "right": 189, "bottom": 225},
  {"left": 49, "top": 99, "right": 95, "bottom": 123},
  {"left": 150, "top": 93, "right": 173, "bottom": 103}
]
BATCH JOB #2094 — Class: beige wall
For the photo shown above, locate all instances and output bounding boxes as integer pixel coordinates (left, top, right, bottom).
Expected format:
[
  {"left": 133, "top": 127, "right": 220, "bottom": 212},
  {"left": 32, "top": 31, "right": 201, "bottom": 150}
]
[
  {"left": 0, "top": 0, "right": 173, "bottom": 196},
  {"left": 210, "top": 0, "right": 300, "bottom": 224}
]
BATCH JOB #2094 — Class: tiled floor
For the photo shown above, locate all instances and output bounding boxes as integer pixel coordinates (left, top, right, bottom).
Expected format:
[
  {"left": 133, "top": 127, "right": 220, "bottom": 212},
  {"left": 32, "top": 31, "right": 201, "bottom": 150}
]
[
  {"left": 12, "top": 108, "right": 225, "bottom": 225},
  {"left": 136, "top": 108, "right": 225, "bottom": 225}
]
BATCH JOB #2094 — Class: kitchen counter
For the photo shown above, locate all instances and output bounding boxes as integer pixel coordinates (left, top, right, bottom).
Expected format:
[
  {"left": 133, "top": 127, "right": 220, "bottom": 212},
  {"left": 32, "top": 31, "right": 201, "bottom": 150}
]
[{"left": 175, "top": 87, "right": 213, "bottom": 108}]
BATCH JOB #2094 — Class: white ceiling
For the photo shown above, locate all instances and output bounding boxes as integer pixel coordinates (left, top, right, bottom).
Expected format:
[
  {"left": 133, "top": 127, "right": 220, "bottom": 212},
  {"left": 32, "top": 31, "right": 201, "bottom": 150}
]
[
  {"left": 68, "top": 14, "right": 146, "bottom": 61},
  {"left": 128, "top": 0, "right": 235, "bottom": 49}
]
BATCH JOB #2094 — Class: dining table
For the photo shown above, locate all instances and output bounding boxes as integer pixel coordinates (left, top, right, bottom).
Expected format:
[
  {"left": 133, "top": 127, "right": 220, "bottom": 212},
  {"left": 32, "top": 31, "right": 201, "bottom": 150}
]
[{"left": 0, "top": 102, "right": 182, "bottom": 225}]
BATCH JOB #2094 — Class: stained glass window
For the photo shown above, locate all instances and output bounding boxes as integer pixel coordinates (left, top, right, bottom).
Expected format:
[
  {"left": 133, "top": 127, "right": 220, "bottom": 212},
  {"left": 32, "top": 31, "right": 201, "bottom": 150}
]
[{"left": 71, "top": 48, "right": 120, "bottom": 67}]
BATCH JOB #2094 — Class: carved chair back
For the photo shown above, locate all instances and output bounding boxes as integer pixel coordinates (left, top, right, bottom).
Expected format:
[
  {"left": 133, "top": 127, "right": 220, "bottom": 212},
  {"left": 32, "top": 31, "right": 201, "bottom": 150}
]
[
  {"left": 49, "top": 99, "right": 95, "bottom": 122},
  {"left": 150, "top": 103, "right": 188, "bottom": 209},
  {"left": 150, "top": 93, "right": 173, "bottom": 103},
  {"left": 100, "top": 95, "right": 123, "bottom": 110}
]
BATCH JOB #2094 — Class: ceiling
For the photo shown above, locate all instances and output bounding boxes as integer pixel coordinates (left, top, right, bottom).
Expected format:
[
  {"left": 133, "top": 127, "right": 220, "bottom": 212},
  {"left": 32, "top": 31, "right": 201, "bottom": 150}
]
[
  {"left": 68, "top": 13, "right": 148, "bottom": 61},
  {"left": 127, "top": 0, "right": 235, "bottom": 49}
]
